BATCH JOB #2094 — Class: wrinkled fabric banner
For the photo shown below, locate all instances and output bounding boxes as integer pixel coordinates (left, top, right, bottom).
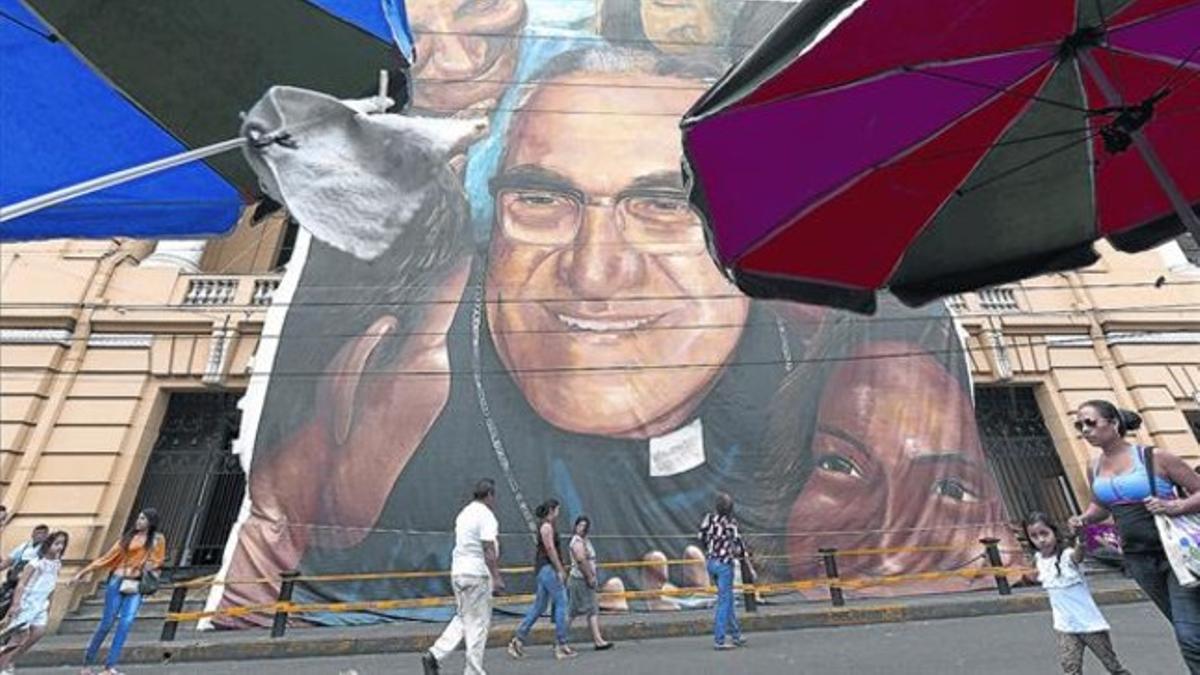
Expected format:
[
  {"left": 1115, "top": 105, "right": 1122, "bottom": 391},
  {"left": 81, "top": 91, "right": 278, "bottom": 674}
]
[{"left": 215, "top": 0, "right": 1018, "bottom": 627}]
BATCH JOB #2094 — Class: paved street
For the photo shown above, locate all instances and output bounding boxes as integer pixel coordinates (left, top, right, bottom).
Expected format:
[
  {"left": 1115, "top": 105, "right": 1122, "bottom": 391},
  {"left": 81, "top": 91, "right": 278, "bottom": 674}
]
[{"left": 22, "top": 603, "right": 1181, "bottom": 674}]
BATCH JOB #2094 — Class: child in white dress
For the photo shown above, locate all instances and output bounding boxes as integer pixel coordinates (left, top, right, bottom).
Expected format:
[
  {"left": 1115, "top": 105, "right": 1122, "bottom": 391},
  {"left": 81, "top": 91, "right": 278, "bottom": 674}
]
[
  {"left": 0, "top": 531, "right": 68, "bottom": 675},
  {"left": 1024, "top": 512, "right": 1131, "bottom": 675}
]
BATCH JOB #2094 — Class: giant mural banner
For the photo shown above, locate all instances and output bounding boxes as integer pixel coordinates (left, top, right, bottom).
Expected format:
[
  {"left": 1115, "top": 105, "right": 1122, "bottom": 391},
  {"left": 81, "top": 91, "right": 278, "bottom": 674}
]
[{"left": 215, "top": 0, "right": 1020, "bottom": 626}]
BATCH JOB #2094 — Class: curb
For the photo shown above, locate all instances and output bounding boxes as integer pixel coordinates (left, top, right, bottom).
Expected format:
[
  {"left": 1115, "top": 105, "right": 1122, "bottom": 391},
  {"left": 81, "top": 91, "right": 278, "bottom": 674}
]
[{"left": 22, "top": 587, "right": 1146, "bottom": 667}]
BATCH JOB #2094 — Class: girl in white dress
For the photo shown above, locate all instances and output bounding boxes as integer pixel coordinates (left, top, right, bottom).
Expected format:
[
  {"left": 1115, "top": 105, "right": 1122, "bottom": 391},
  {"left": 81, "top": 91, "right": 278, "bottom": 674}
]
[
  {"left": 0, "top": 530, "right": 68, "bottom": 675},
  {"left": 1024, "top": 513, "right": 1130, "bottom": 675}
]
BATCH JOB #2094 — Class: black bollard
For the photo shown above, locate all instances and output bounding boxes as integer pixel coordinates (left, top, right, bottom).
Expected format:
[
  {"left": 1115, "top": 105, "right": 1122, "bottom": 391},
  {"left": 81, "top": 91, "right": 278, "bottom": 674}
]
[
  {"left": 819, "top": 548, "right": 845, "bottom": 607},
  {"left": 271, "top": 571, "right": 300, "bottom": 638},
  {"left": 160, "top": 584, "right": 189, "bottom": 642},
  {"left": 740, "top": 557, "right": 758, "bottom": 613},
  {"left": 980, "top": 538, "right": 1011, "bottom": 596}
]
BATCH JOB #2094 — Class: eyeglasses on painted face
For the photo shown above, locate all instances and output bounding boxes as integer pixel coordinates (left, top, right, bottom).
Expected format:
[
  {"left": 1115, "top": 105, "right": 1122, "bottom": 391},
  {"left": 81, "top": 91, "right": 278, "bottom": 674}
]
[
  {"left": 1073, "top": 418, "right": 1099, "bottom": 432},
  {"left": 493, "top": 184, "right": 706, "bottom": 254}
]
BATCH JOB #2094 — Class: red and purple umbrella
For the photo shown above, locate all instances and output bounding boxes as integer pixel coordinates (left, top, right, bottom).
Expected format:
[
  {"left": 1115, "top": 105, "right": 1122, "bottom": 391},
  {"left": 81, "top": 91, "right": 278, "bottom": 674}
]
[{"left": 682, "top": 0, "right": 1200, "bottom": 313}]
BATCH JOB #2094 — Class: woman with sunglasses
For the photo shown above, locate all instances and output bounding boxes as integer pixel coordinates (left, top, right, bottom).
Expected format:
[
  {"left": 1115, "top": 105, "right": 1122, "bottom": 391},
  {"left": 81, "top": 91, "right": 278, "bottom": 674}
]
[{"left": 1068, "top": 399, "right": 1200, "bottom": 673}]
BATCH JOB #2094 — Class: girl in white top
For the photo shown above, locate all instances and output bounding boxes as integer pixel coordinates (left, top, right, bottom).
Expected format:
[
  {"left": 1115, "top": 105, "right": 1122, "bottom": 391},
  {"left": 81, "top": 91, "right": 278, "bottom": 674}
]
[
  {"left": 0, "top": 530, "right": 69, "bottom": 675},
  {"left": 1023, "top": 512, "right": 1131, "bottom": 675}
]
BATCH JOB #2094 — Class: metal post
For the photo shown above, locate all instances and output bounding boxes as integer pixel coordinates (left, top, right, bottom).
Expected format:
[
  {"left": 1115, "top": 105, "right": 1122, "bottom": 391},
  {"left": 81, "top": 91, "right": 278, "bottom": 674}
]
[
  {"left": 271, "top": 571, "right": 300, "bottom": 638},
  {"left": 980, "top": 538, "right": 1011, "bottom": 596},
  {"left": 160, "top": 584, "right": 189, "bottom": 642},
  {"left": 740, "top": 557, "right": 758, "bottom": 613},
  {"left": 819, "top": 548, "right": 845, "bottom": 607}
]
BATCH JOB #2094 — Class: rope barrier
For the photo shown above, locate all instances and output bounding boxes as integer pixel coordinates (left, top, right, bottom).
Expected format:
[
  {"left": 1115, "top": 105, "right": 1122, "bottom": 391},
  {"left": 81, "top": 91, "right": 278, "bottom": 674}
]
[
  {"left": 166, "top": 542, "right": 1019, "bottom": 591},
  {"left": 163, "top": 564, "right": 1033, "bottom": 623}
]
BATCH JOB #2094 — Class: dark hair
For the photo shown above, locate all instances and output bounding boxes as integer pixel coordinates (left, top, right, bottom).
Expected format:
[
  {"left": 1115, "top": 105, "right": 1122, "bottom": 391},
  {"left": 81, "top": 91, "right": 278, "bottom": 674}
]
[
  {"left": 715, "top": 493, "right": 734, "bottom": 517},
  {"left": 534, "top": 498, "right": 561, "bottom": 521},
  {"left": 37, "top": 530, "right": 70, "bottom": 559},
  {"left": 1079, "top": 400, "right": 1142, "bottom": 435},
  {"left": 32, "top": 524, "right": 49, "bottom": 534},
  {"left": 473, "top": 478, "right": 497, "bottom": 501},
  {"left": 122, "top": 508, "right": 160, "bottom": 552},
  {"left": 1022, "top": 511, "right": 1071, "bottom": 577},
  {"left": 574, "top": 515, "right": 591, "bottom": 536}
]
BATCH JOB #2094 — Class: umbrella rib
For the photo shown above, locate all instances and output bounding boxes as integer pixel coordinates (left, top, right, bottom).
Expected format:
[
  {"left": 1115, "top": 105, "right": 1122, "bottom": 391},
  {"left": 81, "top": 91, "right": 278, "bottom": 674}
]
[
  {"left": 901, "top": 63, "right": 1092, "bottom": 114},
  {"left": 0, "top": 8, "right": 56, "bottom": 41},
  {"left": 1155, "top": 42, "right": 1200, "bottom": 95},
  {"left": 955, "top": 133, "right": 1097, "bottom": 196},
  {"left": 889, "top": 126, "right": 1093, "bottom": 168}
]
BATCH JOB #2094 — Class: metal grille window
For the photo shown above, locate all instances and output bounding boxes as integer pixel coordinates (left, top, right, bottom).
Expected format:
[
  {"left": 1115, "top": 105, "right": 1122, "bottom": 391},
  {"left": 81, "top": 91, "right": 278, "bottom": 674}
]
[
  {"left": 974, "top": 386, "right": 1079, "bottom": 525},
  {"left": 1187, "top": 410, "right": 1200, "bottom": 445},
  {"left": 128, "top": 391, "right": 245, "bottom": 575}
]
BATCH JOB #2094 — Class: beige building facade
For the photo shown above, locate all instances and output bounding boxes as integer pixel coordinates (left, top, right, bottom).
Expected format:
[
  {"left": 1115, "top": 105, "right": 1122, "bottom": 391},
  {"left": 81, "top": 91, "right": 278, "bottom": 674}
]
[{"left": 2, "top": 219, "right": 1199, "bottom": 629}]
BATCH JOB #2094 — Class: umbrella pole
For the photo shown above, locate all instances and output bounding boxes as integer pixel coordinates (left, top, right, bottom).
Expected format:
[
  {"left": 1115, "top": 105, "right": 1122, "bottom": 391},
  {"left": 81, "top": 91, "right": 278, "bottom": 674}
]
[
  {"left": 1077, "top": 51, "right": 1200, "bottom": 243},
  {"left": 0, "top": 137, "right": 247, "bottom": 223}
]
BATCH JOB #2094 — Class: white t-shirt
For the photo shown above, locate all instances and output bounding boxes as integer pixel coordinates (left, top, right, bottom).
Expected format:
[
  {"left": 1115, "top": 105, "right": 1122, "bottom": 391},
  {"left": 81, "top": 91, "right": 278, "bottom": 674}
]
[
  {"left": 451, "top": 501, "right": 499, "bottom": 578},
  {"left": 9, "top": 541, "right": 40, "bottom": 565},
  {"left": 1036, "top": 548, "right": 1109, "bottom": 633}
]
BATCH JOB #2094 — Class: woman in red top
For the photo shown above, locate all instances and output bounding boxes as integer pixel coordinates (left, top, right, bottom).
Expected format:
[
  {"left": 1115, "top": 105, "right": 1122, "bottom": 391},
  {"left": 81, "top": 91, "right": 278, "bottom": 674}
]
[{"left": 73, "top": 509, "right": 165, "bottom": 675}]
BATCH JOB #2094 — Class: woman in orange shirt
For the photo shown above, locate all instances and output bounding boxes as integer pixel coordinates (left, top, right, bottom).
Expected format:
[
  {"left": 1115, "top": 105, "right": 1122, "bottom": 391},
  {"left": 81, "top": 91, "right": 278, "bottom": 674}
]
[{"left": 72, "top": 509, "right": 165, "bottom": 675}]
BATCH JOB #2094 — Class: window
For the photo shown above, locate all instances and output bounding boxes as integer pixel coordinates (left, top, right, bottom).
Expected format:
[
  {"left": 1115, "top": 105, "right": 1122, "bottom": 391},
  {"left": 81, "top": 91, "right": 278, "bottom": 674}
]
[
  {"left": 974, "top": 386, "right": 1079, "bottom": 523},
  {"left": 1178, "top": 234, "right": 1200, "bottom": 267},
  {"left": 272, "top": 217, "right": 300, "bottom": 270},
  {"left": 129, "top": 392, "right": 245, "bottom": 573}
]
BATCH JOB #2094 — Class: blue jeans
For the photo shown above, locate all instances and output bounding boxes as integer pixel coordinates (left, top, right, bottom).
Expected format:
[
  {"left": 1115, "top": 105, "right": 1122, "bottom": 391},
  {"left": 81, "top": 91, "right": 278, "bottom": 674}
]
[
  {"left": 707, "top": 558, "right": 741, "bottom": 646},
  {"left": 515, "top": 564, "right": 569, "bottom": 645},
  {"left": 1125, "top": 552, "right": 1200, "bottom": 673},
  {"left": 84, "top": 575, "right": 144, "bottom": 668}
]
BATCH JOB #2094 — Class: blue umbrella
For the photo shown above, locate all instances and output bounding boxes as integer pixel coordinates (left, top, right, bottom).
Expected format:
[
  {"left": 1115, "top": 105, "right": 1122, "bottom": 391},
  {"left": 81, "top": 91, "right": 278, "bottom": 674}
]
[{"left": 0, "top": 0, "right": 413, "bottom": 241}]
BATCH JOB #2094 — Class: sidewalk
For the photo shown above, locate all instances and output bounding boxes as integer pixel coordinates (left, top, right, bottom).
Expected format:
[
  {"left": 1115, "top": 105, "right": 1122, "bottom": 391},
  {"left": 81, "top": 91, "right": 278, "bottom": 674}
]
[{"left": 23, "top": 576, "right": 1146, "bottom": 668}]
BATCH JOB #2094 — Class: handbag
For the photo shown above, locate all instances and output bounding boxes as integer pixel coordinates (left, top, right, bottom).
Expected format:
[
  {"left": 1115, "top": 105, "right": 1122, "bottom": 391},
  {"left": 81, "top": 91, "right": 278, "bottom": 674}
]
[
  {"left": 1145, "top": 446, "right": 1200, "bottom": 587},
  {"left": 138, "top": 568, "right": 161, "bottom": 596}
]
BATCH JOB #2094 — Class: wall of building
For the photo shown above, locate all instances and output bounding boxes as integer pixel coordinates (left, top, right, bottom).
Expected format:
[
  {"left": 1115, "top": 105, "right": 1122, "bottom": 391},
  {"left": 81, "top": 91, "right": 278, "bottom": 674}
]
[
  {"left": 1, "top": 226, "right": 1198, "bottom": 630},
  {"left": 1, "top": 235, "right": 278, "bottom": 627}
]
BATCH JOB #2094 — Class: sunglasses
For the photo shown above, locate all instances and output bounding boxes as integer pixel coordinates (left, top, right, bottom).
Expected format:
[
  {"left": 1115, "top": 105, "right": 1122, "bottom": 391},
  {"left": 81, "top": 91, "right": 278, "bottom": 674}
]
[{"left": 1073, "top": 418, "right": 1099, "bottom": 432}]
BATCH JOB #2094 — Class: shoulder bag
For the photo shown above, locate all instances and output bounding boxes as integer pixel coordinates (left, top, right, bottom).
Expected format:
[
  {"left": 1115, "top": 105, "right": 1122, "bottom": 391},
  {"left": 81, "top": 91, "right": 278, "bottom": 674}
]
[{"left": 1146, "top": 446, "right": 1200, "bottom": 587}]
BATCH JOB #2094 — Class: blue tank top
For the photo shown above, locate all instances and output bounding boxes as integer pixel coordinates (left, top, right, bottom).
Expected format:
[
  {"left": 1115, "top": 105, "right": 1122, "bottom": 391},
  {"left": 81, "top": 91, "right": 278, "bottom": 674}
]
[{"left": 1092, "top": 445, "right": 1176, "bottom": 506}]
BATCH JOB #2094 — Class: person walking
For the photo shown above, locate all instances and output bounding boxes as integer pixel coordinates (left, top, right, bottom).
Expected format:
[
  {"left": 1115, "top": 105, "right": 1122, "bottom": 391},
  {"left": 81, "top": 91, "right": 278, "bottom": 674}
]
[
  {"left": 0, "top": 525, "right": 49, "bottom": 621},
  {"left": 1023, "top": 512, "right": 1131, "bottom": 675},
  {"left": 422, "top": 479, "right": 505, "bottom": 675},
  {"left": 1, "top": 525, "right": 48, "bottom": 576},
  {"left": 1068, "top": 399, "right": 1200, "bottom": 673},
  {"left": 566, "top": 515, "right": 613, "bottom": 651},
  {"left": 699, "top": 493, "right": 751, "bottom": 651},
  {"left": 508, "top": 498, "right": 576, "bottom": 660},
  {"left": 0, "top": 531, "right": 70, "bottom": 675},
  {"left": 73, "top": 509, "right": 165, "bottom": 675}
]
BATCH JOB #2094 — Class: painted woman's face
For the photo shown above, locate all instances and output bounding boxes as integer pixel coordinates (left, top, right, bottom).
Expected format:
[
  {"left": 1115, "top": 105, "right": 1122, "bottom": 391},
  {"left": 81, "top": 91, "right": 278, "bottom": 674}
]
[{"left": 785, "top": 343, "right": 1015, "bottom": 594}]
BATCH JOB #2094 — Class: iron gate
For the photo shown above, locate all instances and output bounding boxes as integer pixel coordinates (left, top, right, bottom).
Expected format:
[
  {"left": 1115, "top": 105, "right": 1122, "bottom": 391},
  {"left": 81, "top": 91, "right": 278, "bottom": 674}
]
[
  {"left": 974, "top": 386, "right": 1079, "bottom": 526},
  {"left": 128, "top": 391, "right": 245, "bottom": 576}
]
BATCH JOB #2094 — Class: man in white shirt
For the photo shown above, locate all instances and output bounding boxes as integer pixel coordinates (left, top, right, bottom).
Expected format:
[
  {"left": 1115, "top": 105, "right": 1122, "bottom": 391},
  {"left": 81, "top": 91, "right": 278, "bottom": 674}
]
[
  {"left": 423, "top": 479, "right": 505, "bottom": 675},
  {"left": 1, "top": 524, "right": 48, "bottom": 576}
]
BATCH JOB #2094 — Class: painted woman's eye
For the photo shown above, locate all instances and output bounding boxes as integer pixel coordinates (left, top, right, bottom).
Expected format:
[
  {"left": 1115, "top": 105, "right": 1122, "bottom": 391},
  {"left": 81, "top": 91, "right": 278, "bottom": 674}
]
[
  {"left": 932, "top": 478, "right": 980, "bottom": 503},
  {"left": 816, "top": 454, "right": 863, "bottom": 478}
]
